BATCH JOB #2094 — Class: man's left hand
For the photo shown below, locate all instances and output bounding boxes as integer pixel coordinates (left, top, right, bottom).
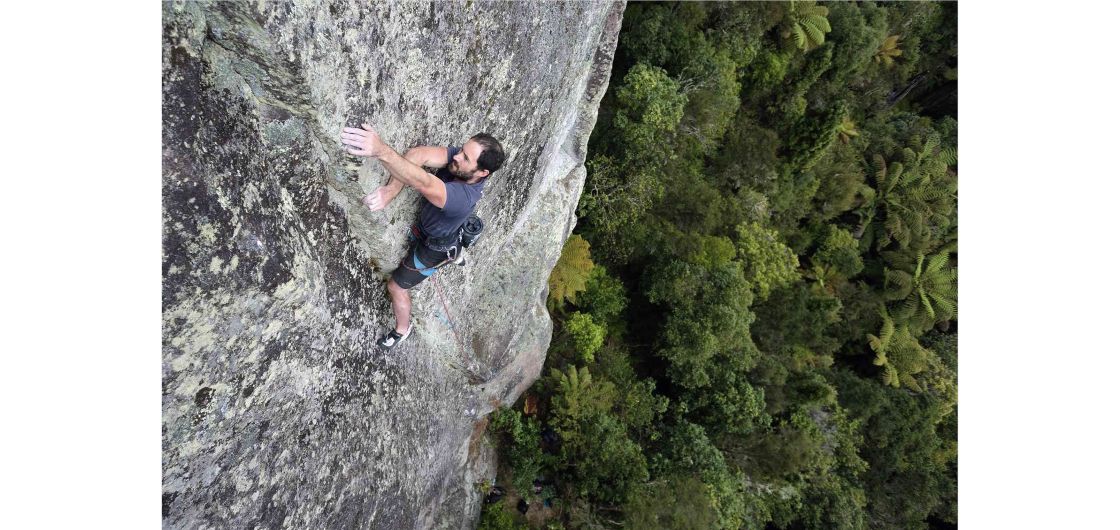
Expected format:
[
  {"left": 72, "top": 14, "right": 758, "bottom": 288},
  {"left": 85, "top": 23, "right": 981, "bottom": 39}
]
[{"left": 340, "top": 123, "right": 390, "bottom": 158}]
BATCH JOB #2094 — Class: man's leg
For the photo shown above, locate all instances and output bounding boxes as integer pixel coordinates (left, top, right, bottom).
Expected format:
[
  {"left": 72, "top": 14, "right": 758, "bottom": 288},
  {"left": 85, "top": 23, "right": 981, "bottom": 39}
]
[{"left": 387, "top": 277, "right": 412, "bottom": 334}]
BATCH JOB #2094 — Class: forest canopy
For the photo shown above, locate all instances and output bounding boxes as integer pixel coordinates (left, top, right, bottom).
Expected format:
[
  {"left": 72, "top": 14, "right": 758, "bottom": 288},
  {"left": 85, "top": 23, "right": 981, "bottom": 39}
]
[{"left": 483, "top": 2, "right": 957, "bottom": 529}]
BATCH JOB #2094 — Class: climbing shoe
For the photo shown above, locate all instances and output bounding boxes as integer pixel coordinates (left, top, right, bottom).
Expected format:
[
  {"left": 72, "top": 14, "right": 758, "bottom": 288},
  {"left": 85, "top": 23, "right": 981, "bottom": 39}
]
[{"left": 377, "top": 324, "right": 412, "bottom": 349}]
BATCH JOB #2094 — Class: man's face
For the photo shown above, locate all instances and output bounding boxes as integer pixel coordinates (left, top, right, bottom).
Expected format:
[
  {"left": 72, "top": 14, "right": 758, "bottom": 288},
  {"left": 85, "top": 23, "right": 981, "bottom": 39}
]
[{"left": 449, "top": 140, "right": 489, "bottom": 181}]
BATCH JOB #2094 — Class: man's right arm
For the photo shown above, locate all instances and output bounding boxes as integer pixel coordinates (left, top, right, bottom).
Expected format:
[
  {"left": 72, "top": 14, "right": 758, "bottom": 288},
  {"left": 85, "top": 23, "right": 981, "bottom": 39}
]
[{"left": 365, "top": 146, "right": 449, "bottom": 211}]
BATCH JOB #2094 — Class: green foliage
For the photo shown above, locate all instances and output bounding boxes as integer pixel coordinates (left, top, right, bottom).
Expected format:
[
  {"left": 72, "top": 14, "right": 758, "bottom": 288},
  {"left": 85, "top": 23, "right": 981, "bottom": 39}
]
[
  {"left": 488, "top": 407, "right": 547, "bottom": 496},
  {"left": 549, "top": 365, "right": 616, "bottom": 435},
  {"left": 645, "top": 234, "right": 756, "bottom": 389},
  {"left": 882, "top": 250, "right": 957, "bottom": 333},
  {"left": 548, "top": 366, "right": 647, "bottom": 504},
  {"left": 809, "top": 142, "right": 867, "bottom": 221},
  {"left": 565, "top": 413, "right": 650, "bottom": 505},
  {"left": 867, "top": 306, "right": 935, "bottom": 390},
  {"left": 874, "top": 35, "right": 903, "bottom": 67},
  {"left": 548, "top": 234, "right": 594, "bottom": 306},
  {"left": 613, "top": 63, "right": 688, "bottom": 152},
  {"left": 823, "top": 1, "right": 888, "bottom": 82},
  {"left": 810, "top": 224, "right": 864, "bottom": 288},
  {"left": 619, "top": 2, "right": 710, "bottom": 73},
  {"left": 735, "top": 222, "right": 801, "bottom": 300},
  {"left": 575, "top": 265, "right": 628, "bottom": 327},
  {"left": 785, "top": 100, "right": 846, "bottom": 173},
  {"left": 591, "top": 343, "right": 669, "bottom": 441},
  {"left": 564, "top": 312, "right": 606, "bottom": 363},
  {"left": 835, "top": 369, "right": 956, "bottom": 529},
  {"left": 836, "top": 115, "right": 859, "bottom": 145},
  {"left": 623, "top": 474, "right": 719, "bottom": 530},
  {"left": 858, "top": 132, "right": 957, "bottom": 252},
  {"left": 478, "top": 502, "right": 527, "bottom": 530},
  {"left": 714, "top": 113, "right": 783, "bottom": 196},
  {"left": 652, "top": 420, "right": 750, "bottom": 529},
  {"left": 489, "top": 2, "right": 958, "bottom": 527},
  {"left": 744, "top": 48, "right": 791, "bottom": 92},
  {"left": 782, "top": 1, "right": 832, "bottom": 53},
  {"left": 579, "top": 63, "right": 685, "bottom": 261}
]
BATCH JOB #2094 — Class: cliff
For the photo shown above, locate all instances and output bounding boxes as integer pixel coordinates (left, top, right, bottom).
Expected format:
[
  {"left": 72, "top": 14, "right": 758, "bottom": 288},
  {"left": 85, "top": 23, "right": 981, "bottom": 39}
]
[{"left": 161, "top": 1, "right": 623, "bottom": 527}]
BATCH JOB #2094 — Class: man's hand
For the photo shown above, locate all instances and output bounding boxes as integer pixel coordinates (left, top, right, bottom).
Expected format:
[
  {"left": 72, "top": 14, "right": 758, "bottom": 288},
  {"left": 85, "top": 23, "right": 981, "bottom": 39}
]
[
  {"left": 340, "top": 123, "right": 391, "bottom": 158},
  {"left": 361, "top": 186, "right": 394, "bottom": 212}
]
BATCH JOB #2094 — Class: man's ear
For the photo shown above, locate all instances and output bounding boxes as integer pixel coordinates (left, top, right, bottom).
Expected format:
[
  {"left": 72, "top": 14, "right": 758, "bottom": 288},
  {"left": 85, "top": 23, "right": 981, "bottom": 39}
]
[{"left": 477, "top": 169, "right": 490, "bottom": 179}]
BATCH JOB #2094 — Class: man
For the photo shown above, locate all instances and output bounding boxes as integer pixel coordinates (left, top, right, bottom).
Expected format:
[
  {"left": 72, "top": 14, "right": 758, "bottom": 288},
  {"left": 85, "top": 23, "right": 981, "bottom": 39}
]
[{"left": 340, "top": 124, "right": 505, "bottom": 349}]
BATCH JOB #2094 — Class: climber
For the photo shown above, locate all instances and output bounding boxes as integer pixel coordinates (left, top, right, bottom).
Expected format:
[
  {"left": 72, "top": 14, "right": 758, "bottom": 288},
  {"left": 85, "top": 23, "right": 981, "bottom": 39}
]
[{"left": 339, "top": 124, "right": 505, "bottom": 349}]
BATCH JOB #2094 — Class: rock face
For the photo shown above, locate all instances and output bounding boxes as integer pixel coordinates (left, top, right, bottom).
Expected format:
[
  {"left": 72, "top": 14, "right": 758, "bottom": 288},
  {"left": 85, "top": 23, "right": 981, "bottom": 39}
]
[{"left": 161, "top": 1, "right": 623, "bottom": 528}]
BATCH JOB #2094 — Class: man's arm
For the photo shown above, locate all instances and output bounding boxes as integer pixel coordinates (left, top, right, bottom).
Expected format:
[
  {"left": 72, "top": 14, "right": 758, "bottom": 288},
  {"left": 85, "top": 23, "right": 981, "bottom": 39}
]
[
  {"left": 369, "top": 147, "right": 447, "bottom": 209},
  {"left": 341, "top": 124, "right": 449, "bottom": 208},
  {"left": 404, "top": 146, "right": 450, "bottom": 169}
]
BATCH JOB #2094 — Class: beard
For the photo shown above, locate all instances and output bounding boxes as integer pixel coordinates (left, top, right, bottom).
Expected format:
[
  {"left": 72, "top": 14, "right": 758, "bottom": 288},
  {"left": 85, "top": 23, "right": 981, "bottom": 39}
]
[{"left": 448, "top": 161, "right": 473, "bottom": 181}]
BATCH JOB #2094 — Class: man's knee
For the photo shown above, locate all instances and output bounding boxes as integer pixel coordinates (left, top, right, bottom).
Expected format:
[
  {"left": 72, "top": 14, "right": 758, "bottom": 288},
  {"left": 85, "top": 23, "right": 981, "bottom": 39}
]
[{"left": 388, "top": 277, "right": 404, "bottom": 294}]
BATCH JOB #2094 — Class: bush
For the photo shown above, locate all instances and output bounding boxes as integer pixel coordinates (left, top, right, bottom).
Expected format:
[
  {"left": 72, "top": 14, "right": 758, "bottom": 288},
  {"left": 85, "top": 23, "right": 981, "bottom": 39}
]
[
  {"left": 477, "top": 502, "right": 526, "bottom": 530},
  {"left": 735, "top": 222, "right": 801, "bottom": 300},
  {"left": 488, "top": 408, "right": 546, "bottom": 496},
  {"left": 564, "top": 312, "right": 606, "bottom": 363}
]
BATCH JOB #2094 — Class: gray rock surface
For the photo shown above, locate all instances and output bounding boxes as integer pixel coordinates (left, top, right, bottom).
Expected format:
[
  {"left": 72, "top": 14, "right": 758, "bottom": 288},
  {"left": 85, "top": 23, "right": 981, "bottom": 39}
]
[{"left": 161, "top": 1, "right": 623, "bottom": 528}]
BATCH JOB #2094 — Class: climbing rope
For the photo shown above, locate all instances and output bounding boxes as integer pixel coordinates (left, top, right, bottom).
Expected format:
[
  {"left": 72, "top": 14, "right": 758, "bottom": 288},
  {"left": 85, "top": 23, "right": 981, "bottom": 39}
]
[{"left": 433, "top": 274, "right": 488, "bottom": 385}]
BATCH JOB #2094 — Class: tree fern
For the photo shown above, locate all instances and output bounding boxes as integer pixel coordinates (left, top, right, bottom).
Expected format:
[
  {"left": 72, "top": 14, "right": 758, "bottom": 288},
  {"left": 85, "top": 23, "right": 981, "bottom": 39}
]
[
  {"left": 549, "top": 365, "right": 616, "bottom": 437},
  {"left": 874, "top": 34, "right": 903, "bottom": 68},
  {"left": 867, "top": 306, "right": 933, "bottom": 391},
  {"left": 782, "top": 1, "right": 832, "bottom": 53},
  {"left": 883, "top": 250, "right": 957, "bottom": 333},
  {"left": 548, "top": 234, "right": 595, "bottom": 307},
  {"left": 837, "top": 115, "right": 860, "bottom": 145},
  {"left": 861, "top": 131, "right": 958, "bottom": 252}
]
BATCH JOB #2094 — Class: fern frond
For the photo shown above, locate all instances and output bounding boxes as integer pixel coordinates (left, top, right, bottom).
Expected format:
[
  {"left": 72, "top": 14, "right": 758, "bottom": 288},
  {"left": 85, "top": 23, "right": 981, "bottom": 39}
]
[
  {"left": 927, "top": 291, "right": 957, "bottom": 319},
  {"left": 792, "top": 25, "right": 807, "bottom": 49},
  {"left": 925, "top": 252, "right": 949, "bottom": 275},
  {"left": 873, "top": 154, "right": 888, "bottom": 187},
  {"left": 804, "top": 24, "right": 826, "bottom": 47},
  {"left": 940, "top": 146, "right": 958, "bottom": 165},
  {"left": 919, "top": 290, "right": 936, "bottom": 319},
  {"left": 806, "top": 15, "right": 831, "bottom": 33}
]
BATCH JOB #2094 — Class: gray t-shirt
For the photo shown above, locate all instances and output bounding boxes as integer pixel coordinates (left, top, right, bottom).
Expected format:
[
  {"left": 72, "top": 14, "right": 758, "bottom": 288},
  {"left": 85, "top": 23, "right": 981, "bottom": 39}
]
[{"left": 417, "top": 145, "right": 486, "bottom": 238}]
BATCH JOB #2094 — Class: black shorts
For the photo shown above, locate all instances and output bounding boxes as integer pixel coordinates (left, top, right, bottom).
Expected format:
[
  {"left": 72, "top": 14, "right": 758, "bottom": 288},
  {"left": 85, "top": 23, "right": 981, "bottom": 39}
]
[{"left": 391, "top": 242, "right": 450, "bottom": 290}]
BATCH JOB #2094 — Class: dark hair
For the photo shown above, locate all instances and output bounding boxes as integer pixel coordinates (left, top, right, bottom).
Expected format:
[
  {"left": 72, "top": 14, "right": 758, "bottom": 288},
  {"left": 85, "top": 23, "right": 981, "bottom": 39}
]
[{"left": 470, "top": 133, "right": 506, "bottom": 174}]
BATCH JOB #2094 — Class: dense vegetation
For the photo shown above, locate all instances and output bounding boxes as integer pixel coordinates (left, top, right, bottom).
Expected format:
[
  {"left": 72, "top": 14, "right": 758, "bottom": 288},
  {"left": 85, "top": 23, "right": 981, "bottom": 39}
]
[{"left": 481, "top": 2, "right": 957, "bottom": 529}]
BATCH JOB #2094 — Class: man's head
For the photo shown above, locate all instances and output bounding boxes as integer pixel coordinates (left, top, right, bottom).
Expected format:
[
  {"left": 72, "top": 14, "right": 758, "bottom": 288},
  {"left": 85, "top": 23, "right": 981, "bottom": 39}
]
[{"left": 448, "top": 133, "right": 505, "bottom": 183}]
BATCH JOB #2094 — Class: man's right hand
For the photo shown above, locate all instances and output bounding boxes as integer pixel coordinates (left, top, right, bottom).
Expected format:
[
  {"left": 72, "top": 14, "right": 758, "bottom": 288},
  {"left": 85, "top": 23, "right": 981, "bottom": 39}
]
[{"left": 362, "top": 186, "right": 394, "bottom": 211}]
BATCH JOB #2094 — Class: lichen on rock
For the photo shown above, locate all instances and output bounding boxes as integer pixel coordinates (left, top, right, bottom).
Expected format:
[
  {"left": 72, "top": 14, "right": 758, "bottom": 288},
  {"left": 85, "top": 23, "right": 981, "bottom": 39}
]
[{"left": 161, "top": 1, "right": 624, "bottom": 528}]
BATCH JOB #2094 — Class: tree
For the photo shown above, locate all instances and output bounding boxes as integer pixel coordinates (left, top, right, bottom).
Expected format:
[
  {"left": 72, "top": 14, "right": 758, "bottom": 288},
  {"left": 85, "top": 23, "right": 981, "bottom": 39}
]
[
  {"left": 549, "top": 365, "right": 616, "bottom": 435},
  {"left": 810, "top": 224, "right": 864, "bottom": 290},
  {"left": 548, "top": 366, "right": 647, "bottom": 504},
  {"left": 874, "top": 35, "right": 903, "bottom": 67},
  {"left": 579, "top": 64, "right": 686, "bottom": 261},
  {"left": 623, "top": 474, "right": 718, "bottom": 529},
  {"left": 782, "top": 1, "right": 832, "bottom": 53},
  {"left": 488, "top": 407, "right": 547, "bottom": 496},
  {"left": 735, "top": 222, "right": 801, "bottom": 301},
  {"left": 564, "top": 312, "right": 606, "bottom": 363},
  {"left": 575, "top": 265, "right": 628, "bottom": 331},
  {"left": 835, "top": 369, "right": 956, "bottom": 530},
  {"left": 867, "top": 305, "right": 935, "bottom": 390},
  {"left": 837, "top": 115, "right": 860, "bottom": 145},
  {"left": 548, "top": 234, "right": 594, "bottom": 307},
  {"left": 857, "top": 132, "right": 956, "bottom": 252},
  {"left": 882, "top": 250, "right": 957, "bottom": 333},
  {"left": 644, "top": 234, "right": 756, "bottom": 389}
]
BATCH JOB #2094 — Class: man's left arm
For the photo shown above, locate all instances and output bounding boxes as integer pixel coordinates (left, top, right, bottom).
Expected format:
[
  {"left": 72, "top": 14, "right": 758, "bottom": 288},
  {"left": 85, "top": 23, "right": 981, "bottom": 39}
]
[{"left": 341, "top": 124, "right": 449, "bottom": 208}]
